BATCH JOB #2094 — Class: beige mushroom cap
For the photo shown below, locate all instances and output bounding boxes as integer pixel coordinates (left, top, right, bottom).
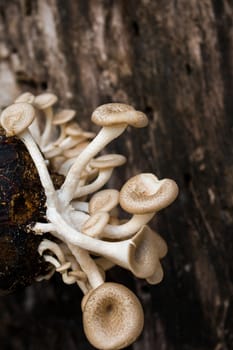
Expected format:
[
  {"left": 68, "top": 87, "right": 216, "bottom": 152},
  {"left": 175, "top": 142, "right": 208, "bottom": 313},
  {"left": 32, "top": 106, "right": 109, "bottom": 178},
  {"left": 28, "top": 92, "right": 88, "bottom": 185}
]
[
  {"left": 90, "top": 154, "right": 126, "bottom": 169},
  {"left": 34, "top": 93, "right": 58, "bottom": 109},
  {"left": 15, "top": 92, "right": 35, "bottom": 104},
  {"left": 119, "top": 173, "right": 179, "bottom": 214},
  {"left": 53, "top": 109, "right": 76, "bottom": 125},
  {"left": 82, "top": 212, "right": 110, "bottom": 237},
  {"left": 82, "top": 282, "right": 144, "bottom": 350},
  {"left": 65, "top": 122, "right": 83, "bottom": 136},
  {"left": 91, "top": 103, "right": 148, "bottom": 128},
  {"left": 62, "top": 141, "right": 89, "bottom": 158},
  {"left": 89, "top": 189, "right": 119, "bottom": 214},
  {"left": 0, "top": 102, "right": 35, "bottom": 136}
]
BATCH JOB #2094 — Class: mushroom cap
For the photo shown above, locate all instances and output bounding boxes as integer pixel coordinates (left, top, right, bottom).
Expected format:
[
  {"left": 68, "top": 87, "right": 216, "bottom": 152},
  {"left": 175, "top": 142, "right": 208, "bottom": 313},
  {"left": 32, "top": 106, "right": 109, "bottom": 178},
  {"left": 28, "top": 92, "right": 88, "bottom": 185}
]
[
  {"left": 15, "top": 92, "right": 35, "bottom": 104},
  {"left": 65, "top": 122, "right": 83, "bottom": 136},
  {"left": 91, "top": 103, "right": 148, "bottom": 128},
  {"left": 34, "top": 93, "right": 58, "bottom": 109},
  {"left": 82, "top": 282, "right": 144, "bottom": 350},
  {"left": 89, "top": 189, "right": 119, "bottom": 214},
  {"left": 53, "top": 109, "right": 76, "bottom": 125},
  {"left": 129, "top": 225, "right": 160, "bottom": 278},
  {"left": 90, "top": 154, "right": 126, "bottom": 169},
  {"left": 62, "top": 141, "right": 89, "bottom": 158},
  {"left": 82, "top": 212, "right": 110, "bottom": 238},
  {"left": 0, "top": 102, "right": 35, "bottom": 136},
  {"left": 119, "top": 173, "right": 179, "bottom": 214},
  {"left": 65, "top": 123, "right": 96, "bottom": 139}
]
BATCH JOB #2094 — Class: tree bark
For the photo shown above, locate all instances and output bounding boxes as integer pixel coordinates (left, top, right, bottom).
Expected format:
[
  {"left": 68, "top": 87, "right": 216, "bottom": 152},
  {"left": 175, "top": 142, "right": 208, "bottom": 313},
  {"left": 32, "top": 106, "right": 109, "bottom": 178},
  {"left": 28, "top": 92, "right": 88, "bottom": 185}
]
[{"left": 0, "top": 0, "right": 232, "bottom": 349}]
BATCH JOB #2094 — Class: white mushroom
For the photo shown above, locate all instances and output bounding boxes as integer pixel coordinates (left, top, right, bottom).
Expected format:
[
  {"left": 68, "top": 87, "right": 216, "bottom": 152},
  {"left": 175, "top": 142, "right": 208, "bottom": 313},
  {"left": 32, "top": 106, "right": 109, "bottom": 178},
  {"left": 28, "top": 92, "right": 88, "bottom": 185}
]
[
  {"left": 73, "top": 154, "right": 126, "bottom": 198},
  {"left": 78, "top": 189, "right": 119, "bottom": 238},
  {"left": 82, "top": 282, "right": 144, "bottom": 350},
  {"left": 67, "top": 244, "right": 105, "bottom": 289},
  {"left": 59, "top": 103, "right": 148, "bottom": 205},
  {"left": 100, "top": 173, "right": 178, "bottom": 239},
  {"left": 45, "top": 208, "right": 161, "bottom": 279}
]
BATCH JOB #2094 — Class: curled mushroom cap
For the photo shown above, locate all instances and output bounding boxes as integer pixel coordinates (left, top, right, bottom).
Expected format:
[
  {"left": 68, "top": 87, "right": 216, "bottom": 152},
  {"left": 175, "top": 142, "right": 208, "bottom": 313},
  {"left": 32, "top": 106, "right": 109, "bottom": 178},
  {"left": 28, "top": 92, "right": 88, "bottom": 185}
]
[
  {"left": 0, "top": 102, "right": 35, "bottom": 136},
  {"left": 82, "top": 282, "right": 144, "bottom": 350},
  {"left": 119, "top": 173, "right": 179, "bottom": 214},
  {"left": 91, "top": 103, "right": 148, "bottom": 128},
  {"left": 34, "top": 93, "right": 58, "bottom": 110}
]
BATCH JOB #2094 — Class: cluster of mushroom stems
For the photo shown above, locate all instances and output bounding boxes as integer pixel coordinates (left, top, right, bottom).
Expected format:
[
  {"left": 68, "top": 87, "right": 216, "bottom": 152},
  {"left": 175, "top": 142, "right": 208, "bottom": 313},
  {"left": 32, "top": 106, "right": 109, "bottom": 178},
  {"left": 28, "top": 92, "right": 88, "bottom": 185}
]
[{"left": 0, "top": 93, "right": 178, "bottom": 350}]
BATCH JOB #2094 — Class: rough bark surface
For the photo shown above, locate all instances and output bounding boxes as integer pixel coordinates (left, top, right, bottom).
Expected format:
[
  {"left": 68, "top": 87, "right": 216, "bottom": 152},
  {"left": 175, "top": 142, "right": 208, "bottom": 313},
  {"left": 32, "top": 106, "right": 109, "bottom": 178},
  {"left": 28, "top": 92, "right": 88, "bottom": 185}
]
[{"left": 0, "top": 1, "right": 232, "bottom": 349}]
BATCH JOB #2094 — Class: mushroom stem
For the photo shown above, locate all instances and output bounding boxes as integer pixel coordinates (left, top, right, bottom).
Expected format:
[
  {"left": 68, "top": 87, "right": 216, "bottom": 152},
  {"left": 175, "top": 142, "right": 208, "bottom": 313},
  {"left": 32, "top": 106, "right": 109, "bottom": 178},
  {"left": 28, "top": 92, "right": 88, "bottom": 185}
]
[
  {"left": 19, "top": 130, "right": 58, "bottom": 208},
  {"left": 96, "top": 258, "right": 115, "bottom": 271},
  {"left": 73, "top": 168, "right": 113, "bottom": 198},
  {"left": 69, "top": 211, "right": 90, "bottom": 230},
  {"left": 33, "top": 222, "right": 55, "bottom": 234},
  {"left": 29, "top": 118, "right": 41, "bottom": 144},
  {"left": 53, "top": 124, "right": 66, "bottom": 146},
  {"left": 68, "top": 244, "right": 104, "bottom": 289},
  {"left": 59, "top": 244, "right": 90, "bottom": 294},
  {"left": 59, "top": 125, "right": 126, "bottom": 205},
  {"left": 47, "top": 208, "right": 159, "bottom": 278},
  {"left": 71, "top": 201, "right": 89, "bottom": 212},
  {"left": 103, "top": 213, "right": 155, "bottom": 239},
  {"left": 40, "top": 107, "right": 54, "bottom": 148}
]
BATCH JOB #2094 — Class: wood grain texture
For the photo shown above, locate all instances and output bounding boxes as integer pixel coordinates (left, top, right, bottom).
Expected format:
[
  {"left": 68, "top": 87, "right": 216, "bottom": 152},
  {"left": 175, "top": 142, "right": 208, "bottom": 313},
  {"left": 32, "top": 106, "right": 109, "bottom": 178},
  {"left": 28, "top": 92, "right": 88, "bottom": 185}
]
[{"left": 0, "top": 0, "right": 232, "bottom": 349}]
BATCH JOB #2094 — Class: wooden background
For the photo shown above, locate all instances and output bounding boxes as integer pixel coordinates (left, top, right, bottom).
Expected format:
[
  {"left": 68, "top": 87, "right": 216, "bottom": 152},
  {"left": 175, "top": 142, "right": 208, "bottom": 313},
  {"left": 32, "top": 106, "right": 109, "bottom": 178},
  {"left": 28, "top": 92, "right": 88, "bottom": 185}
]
[{"left": 0, "top": 1, "right": 232, "bottom": 349}]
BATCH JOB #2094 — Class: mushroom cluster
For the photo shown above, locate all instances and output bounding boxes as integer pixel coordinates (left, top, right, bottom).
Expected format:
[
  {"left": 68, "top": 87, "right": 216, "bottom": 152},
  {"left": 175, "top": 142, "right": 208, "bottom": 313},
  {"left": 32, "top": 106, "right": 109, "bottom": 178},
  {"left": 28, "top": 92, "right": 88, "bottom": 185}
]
[{"left": 0, "top": 93, "right": 178, "bottom": 350}]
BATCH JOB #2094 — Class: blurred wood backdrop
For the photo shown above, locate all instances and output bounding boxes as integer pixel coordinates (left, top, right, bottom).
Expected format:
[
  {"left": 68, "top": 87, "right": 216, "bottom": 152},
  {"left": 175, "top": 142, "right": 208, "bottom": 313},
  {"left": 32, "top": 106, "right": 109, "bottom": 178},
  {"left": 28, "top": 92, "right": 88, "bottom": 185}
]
[{"left": 0, "top": 0, "right": 232, "bottom": 349}]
